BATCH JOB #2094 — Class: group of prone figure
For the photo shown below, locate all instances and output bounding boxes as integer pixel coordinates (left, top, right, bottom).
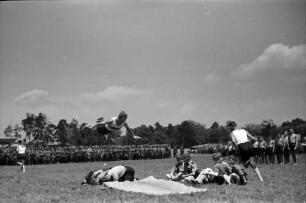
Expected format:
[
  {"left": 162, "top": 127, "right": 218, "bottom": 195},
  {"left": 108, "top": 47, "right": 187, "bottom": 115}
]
[{"left": 166, "top": 153, "right": 248, "bottom": 186}]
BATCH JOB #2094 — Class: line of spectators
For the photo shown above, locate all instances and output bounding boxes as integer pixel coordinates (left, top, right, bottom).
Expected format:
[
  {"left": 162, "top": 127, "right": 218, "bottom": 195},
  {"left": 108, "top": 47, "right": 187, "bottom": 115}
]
[
  {"left": 252, "top": 129, "right": 300, "bottom": 165},
  {"left": 0, "top": 144, "right": 171, "bottom": 166},
  {"left": 191, "top": 129, "right": 305, "bottom": 165}
]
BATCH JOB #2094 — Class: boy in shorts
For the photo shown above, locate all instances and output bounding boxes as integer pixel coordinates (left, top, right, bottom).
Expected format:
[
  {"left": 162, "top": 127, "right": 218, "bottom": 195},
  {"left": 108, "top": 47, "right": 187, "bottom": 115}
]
[{"left": 227, "top": 121, "right": 263, "bottom": 182}]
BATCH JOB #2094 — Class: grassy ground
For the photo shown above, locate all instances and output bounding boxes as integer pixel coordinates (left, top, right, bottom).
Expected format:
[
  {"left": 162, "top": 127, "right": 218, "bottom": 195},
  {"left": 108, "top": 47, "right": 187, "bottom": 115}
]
[{"left": 0, "top": 154, "right": 305, "bottom": 203}]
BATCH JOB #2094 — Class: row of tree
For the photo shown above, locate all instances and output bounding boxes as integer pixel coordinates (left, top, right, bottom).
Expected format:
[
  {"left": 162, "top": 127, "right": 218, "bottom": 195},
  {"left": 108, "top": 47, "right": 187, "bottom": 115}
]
[{"left": 3, "top": 113, "right": 306, "bottom": 147}]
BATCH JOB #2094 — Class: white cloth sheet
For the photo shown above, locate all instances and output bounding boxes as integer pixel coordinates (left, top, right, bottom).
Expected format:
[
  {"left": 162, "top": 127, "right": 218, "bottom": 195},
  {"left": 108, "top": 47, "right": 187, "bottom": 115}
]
[{"left": 104, "top": 176, "right": 208, "bottom": 195}]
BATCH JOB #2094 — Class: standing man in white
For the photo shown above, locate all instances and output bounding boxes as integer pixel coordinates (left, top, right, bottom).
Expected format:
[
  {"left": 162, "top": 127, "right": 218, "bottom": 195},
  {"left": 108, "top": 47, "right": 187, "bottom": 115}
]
[
  {"left": 16, "top": 139, "right": 26, "bottom": 173},
  {"left": 227, "top": 121, "right": 263, "bottom": 182}
]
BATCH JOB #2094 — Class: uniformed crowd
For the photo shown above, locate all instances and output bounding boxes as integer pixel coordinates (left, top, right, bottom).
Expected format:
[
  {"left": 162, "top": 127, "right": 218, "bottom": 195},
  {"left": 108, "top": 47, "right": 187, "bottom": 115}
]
[{"left": 0, "top": 144, "right": 171, "bottom": 166}]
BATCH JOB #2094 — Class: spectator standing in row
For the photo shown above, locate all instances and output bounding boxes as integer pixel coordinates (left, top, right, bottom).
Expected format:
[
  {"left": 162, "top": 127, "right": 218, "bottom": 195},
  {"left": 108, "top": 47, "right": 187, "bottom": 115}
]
[
  {"left": 253, "top": 137, "right": 260, "bottom": 164},
  {"left": 267, "top": 136, "right": 275, "bottom": 164},
  {"left": 276, "top": 133, "right": 284, "bottom": 164},
  {"left": 289, "top": 129, "right": 298, "bottom": 165},
  {"left": 259, "top": 136, "right": 268, "bottom": 164},
  {"left": 283, "top": 131, "right": 290, "bottom": 164}
]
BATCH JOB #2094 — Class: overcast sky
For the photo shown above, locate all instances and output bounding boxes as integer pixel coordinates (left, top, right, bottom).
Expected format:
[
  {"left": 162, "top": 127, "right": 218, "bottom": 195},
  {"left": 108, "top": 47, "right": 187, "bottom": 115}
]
[{"left": 0, "top": 0, "right": 305, "bottom": 136}]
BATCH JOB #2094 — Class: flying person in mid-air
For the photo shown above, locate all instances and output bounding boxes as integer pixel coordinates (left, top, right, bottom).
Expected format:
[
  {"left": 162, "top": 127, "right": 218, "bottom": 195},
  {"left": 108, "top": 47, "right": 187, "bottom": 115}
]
[{"left": 82, "top": 111, "right": 135, "bottom": 137}]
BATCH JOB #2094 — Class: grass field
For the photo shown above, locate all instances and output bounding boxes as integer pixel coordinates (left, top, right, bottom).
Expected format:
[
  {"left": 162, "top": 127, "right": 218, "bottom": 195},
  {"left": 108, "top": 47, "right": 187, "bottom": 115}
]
[{"left": 0, "top": 154, "right": 305, "bottom": 203}]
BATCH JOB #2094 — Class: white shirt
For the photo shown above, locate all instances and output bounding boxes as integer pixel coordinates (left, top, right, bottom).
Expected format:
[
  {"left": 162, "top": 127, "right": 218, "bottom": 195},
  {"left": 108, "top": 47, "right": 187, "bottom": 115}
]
[
  {"left": 230, "top": 129, "right": 249, "bottom": 145},
  {"left": 105, "top": 117, "right": 125, "bottom": 132},
  {"left": 17, "top": 145, "right": 26, "bottom": 154},
  {"left": 107, "top": 165, "right": 126, "bottom": 180}
]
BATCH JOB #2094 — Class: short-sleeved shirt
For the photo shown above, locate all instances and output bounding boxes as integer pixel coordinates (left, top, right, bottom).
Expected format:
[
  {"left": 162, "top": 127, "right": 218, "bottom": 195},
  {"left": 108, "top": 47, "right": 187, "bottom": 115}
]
[
  {"left": 105, "top": 117, "right": 125, "bottom": 132},
  {"left": 214, "top": 162, "right": 228, "bottom": 175},
  {"left": 230, "top": 129, "right": 249, "bottom": 145},
  {"left": 17, "top": 145, "right": 26, "bottom": 154},
  {"left": 107, "top": 165, "right": 126, "bottom": 180}
]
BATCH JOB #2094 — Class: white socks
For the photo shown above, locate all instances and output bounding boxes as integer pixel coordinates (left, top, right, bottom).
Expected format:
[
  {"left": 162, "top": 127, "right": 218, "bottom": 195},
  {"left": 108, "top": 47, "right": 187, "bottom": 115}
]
[{"left": 254, "top": 167, "right": 263, "bottom": 181}]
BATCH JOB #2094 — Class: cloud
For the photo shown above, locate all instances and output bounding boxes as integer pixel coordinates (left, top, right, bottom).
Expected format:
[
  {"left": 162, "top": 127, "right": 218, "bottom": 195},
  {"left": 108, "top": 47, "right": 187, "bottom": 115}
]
[
  {"left": 242, "top": 96, "right": 305, "bottom": 120},
  {"left": 202, "top": 71, "right": 219, "bottom": 83},
  {"left": 178, "top": 103, "right": 195, "bottom": 115},
  {"left": 77, "top": 86, "right": 150, "bottom": 104},
  {"left": 14, "top": 89, "right": 49, "bottom": 105},
  {"left": 14, "top": 86, "right": 149, "bottom": 107},
  {"left": 234, "top": 43, "right": 306, "bottom": 78},
  {"left": 155, "top": 102, "right": 170, "bottom": 110},
  {"left": 155, "top": 101, "right": 196, "bottom": 123}
]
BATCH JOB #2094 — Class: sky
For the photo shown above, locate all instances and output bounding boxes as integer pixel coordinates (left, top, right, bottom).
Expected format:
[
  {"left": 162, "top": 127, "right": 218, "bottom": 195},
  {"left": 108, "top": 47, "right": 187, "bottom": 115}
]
[{"left": 0, "top": 0, "right": 305, "bottom": 137}]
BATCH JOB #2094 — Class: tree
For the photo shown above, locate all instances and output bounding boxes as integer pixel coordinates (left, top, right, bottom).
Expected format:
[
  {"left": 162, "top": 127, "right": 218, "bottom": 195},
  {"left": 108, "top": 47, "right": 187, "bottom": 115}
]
[
  {"left": 166, "top": 124, "right": 179, "bottom": 146},
  {"left": 244, "top": 123, "right": 262, "bottom": 136},
  {"left": 211, "top": 122, "right": 219, "bottom": 129},
  {"left": 22, "top": 113, "right": 35, "bottom": 141},
  {"left": 79, "top": 122, "right": 94, "bottom": 146},
  {"left": 261, "top": 119, "right": 277, "bottom": 138},
  {"left": 55, "top": 119, "right": 69, "bottom": 145},
  {"left": 280, "top": 118, "right": 306, "bottom": 142},
  {"left": 4, "top": 125, "right": 13, "bottom": 138},
  {"left": 177, "top": 120, "right": 198, "bottom": 147},
  {"left": 69, "top": 119, "right": 83, "bottom": 145},
  {"left": 154, "top": 122, "right": 164, "bottom": 132},
  {"left": 133, "top": 124, "right": 152, "bottom": 144},
  {"left": 13, "top": 124, "right": 23, "bottom": 138},
  {"left": 21, "top": 113, "right": 55, "bottom": 144}
]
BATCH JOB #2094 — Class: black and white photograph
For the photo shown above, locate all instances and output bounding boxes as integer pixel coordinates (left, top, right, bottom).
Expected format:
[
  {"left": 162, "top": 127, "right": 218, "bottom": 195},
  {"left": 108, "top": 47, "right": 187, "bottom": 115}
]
[{"left": 0, "top": 0, "right": 305, "bottom": 202}]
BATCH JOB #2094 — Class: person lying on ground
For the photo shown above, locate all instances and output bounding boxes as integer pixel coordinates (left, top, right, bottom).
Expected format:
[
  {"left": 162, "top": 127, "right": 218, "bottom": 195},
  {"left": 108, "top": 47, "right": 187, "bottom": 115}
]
[
  {"left": 185, "top": 153, "right": 241, "bottom": 186},
  {"left": 212, "top": 153, "right": 243, "bottom": 185},
  {"left": 223, "top": 155, "right": 248, "bottom": 185},
  {"left": 81, "top": 165, "right": 136, "bottom": 185}
]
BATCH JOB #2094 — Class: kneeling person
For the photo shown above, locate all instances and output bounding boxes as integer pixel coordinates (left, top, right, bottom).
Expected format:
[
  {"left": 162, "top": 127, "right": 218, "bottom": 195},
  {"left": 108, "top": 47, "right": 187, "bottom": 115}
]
[
  {"left": 99, "top": 165, "right": 135, "bottom": 183},
  {"left": 82, "top": 165, "right": 136, "bottom": 185}
]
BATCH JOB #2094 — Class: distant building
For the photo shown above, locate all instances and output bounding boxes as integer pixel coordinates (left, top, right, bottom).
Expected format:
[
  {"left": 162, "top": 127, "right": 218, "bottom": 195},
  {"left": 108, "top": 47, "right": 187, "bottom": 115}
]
[{"left": 0, "top": 138, "right": 18, "bottom": 146}]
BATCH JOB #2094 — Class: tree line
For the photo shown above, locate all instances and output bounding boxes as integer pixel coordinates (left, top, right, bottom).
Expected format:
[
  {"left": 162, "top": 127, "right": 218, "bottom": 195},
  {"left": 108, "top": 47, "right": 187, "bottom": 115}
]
[{"left": 3, "top": 113, "right": 306, "bottom": 147}]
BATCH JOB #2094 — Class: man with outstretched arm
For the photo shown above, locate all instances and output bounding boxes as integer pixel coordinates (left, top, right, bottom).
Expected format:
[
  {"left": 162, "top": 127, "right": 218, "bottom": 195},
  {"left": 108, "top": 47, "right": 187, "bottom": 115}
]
[
  {"left": 227, "top": 121, "right": 263, "bottom": 182},
  {"left": 83, "top": 111, "right": 135, "bottom": 137}
]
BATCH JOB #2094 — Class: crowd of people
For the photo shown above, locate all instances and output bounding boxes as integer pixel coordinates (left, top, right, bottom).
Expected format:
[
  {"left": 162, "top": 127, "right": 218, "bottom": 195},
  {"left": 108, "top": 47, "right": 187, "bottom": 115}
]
[
  {"left": 0, "top": 144, "right": 171, "bottom": 166},
  {"left": 1, "top": 110, "right": 303, "bottom": 189},
  {"left": 252, "top": 129, "right": 299, "bottom": 165},
  {"left": 165, "top": 153, "right": 248, "bottom": 186},
  {"left": 82, "top": 121, "right": 264, "bottom": 187},
  {"left": 192, "top": 130, "right": 303, "bottom": 166}
]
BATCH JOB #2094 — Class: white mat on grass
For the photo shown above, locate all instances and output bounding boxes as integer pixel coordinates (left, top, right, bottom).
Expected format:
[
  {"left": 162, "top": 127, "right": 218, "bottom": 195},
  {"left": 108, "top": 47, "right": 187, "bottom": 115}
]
[{"left": 103, "top": 176, "right": 208, "bottom": 195}]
